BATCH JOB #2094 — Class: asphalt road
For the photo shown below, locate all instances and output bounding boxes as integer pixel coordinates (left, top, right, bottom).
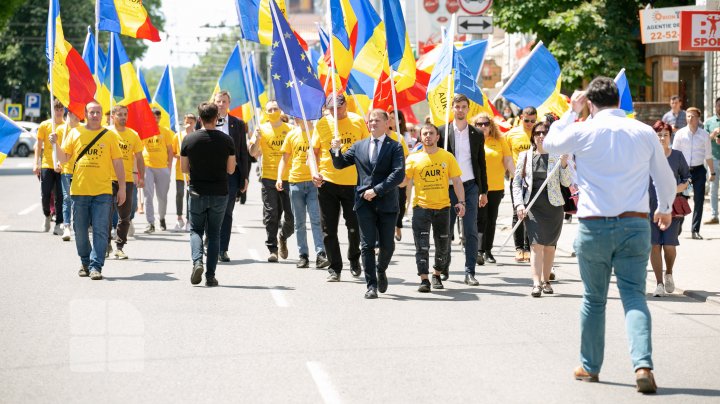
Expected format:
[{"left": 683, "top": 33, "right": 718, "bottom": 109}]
[{"left": 1, "top": 156, "right": 719, "bottom": 403}]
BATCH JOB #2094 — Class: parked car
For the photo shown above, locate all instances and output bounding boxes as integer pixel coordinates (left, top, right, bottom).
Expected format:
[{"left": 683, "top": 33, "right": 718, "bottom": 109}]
[{"left": 10, "top": 121, "right": 38, "bottom": 157}]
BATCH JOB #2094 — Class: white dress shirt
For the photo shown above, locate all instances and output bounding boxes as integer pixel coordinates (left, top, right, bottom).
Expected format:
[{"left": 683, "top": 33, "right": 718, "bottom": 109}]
[
  {"left": 369, "top": 134, "right": 386, "bottom": 162},
  {"left": 216, "top": 114, "right": 229, "bottom": 135},
  {"left": 545, "top": 108, "right": 676, "bottom": 216},
  {"left": 672, "top": 126, "right": 712, "bottom": 167},
  {"left": 453, "top": 122, "right": 475, "bottom": 183}
]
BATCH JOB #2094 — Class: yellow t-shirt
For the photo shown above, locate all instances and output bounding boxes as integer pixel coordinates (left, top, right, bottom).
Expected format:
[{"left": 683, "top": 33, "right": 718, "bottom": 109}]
[
  {"left": 387, "top": 131, "right": 409, "bottom": 158},
  {"left": 504, "top": 125, "right": 531, "bottom": 164},
  {"left": 35, "top": 119, "right": 59, "bottom": 169},
  {"left": 484, "top": 136, "right": 512, "bottom": 191},
  {"left": 112, "top": 126, "right": 143, "bottom": 183},
  {"left": 311, "top": 112, "right": 370, "bottom": 186},
  {"left": 406, "top": 148, "right": 462, "bottom": 210},
  {"left": 252, "top": 122, "right": 291, "bottom": 181},
  {"left": 62, "top": 126, "right": 122, "bottom": 196},
  {"left": 281, "top": 127, "right": 313, "bottom": 183},
  {"left": 57, "top": 122, "right": 80, "bottom": 174},
  {"left": 143, "top": 126, "right": 173, "bottom": 168},
  {"left": 172, "top": 131, "right": 190, "bottom": 181}
]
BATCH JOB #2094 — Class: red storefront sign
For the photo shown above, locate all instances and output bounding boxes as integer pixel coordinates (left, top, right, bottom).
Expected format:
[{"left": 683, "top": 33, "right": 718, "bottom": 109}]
[{"left": 679, "top": 11, "right": 720, "bottom": 51}]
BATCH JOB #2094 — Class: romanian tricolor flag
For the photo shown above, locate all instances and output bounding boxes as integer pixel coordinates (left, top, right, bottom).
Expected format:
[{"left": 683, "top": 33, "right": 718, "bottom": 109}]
[
  {"left": 214, "top": 44, "right": 249, "bottom": 119},
  {"left": 153, "top": 65, "right": 178, "bottom": 131},
  {"left": 46, "top": 0, "right": 96, "bottom": 120},
  {"left": 235, "top": 0, "right": 307, "bottom": 49},
  {"left": 324, "top": 0, "right": 356, "bottom": 94},
  {"left": 137, "top": 67, "right": 152, "bottom": 101},
  {"left": 81, "top": 28, "right": 111, "bottom": 116},
  {"left": 346, "top": 70, "right": 374, "bottom": 117},
  {"left": 382, "top": 0, "right": 415, "bottom": 93},
  {"left": 98, "top": 0, "right": 161, "bottom": 42},
  {"left": 349, "top": 0, "right": 386, "bottom": 80},
  {"left": 242, "top": 54, "right": 268, "bottom": 124},
  {"left": 498, "top": 42, "right": 569, "bottom": 118},
  {"left": 614, "top": 68, "right": 635, "bottom": 118},
  {"left": 0, "top": 112, "right": 24, "bottom": 166},
  {"left": 109, "top": 33, "right": 159, "bottom": 139}
]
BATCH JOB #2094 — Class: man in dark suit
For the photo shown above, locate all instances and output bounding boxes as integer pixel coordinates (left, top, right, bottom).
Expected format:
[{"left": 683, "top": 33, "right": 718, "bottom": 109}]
[
  {"left": 438, "top": 94, "right": 489, "bottom": 286},
  {"left": 212, "top": 91, "right": 249, "bottom": 262},
  {"left": 331, "top": 109, "right": 405, "bottom": 299}
]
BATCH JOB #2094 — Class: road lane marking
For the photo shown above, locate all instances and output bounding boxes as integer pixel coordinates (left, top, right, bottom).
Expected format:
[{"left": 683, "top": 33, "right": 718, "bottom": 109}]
[
  {"left": 18, "top": 203, "right": 39, "bottom": 216},
  {"left": 306, "top": 361, "right": 342, "bottom": 404},
  {"left": 270, "top": 288, "right": 289, "bottom": 307},
  {"left": 0, "top": 225, "right": 9, "bottom": 231},
  {"left": 17, "top": 162, "right": 32, "bottom": 169},
  {"left": 248, "top": 248, "right": 260, "bottom": 261}
]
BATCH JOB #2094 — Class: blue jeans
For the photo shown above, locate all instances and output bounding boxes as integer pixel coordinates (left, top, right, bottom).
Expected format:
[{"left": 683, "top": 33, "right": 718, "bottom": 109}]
[
  {"left": 574, "top": 217, "right": 653, "bottom": 374},
  {"left": 189, "top": 192, "right": 227, "bottom": 280},
  {"left": 72, "top": 194, "right": 113, "bottom": 271},
  {"left": 710, "top": 159, "right": 720, "bottom": 218},
  {"left": 448, "top": 181, "right": 480, "bottom": 275},
  {"left": 61, "top": 174, "right": 73, "bottom": 225},
  {"left": 289, "top": 181, "right": 325, "bottom": 256}
]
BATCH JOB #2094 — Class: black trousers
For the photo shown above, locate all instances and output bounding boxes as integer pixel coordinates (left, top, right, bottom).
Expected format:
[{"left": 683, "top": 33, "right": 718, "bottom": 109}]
[
  {"left": 261, "top": 178, "right": 294, "bottom": 252},
  {"left": 176, "top": 180, "right": 185, "bottom": 217},
  {"left": 412, "top": 206, "right": 450, "bottom": 276},
  {"left": 690, "top": 165, "right": 707, "bottom": 233},
  {"left": 109, "top": 181, "right": 135, "bottom": 249},
  {"left": 356, "top": 204, "right": 396, "bottom": 288},
  {"left": 317, "top": 181, "right": 361, "bottom": 273},
  {"left": 220, "top": 171, "right": 241, "bottom": 252},
  {"left": 41, "top": 168, "right": 63, "bottom": 223},
  {"left": 395, "top": 186, "right": 407, "bottom": 228},
  {"left": 477, "top": 190, "right": 504, "bottom": 252},
  {"left": 509, "top": 178, "right": 529, "bottom": 250}
]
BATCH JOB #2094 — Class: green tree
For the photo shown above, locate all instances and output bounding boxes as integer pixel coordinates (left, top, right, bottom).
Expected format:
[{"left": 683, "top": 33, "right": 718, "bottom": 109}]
[
  {"left": 0, "top": 0, "right": 164, "bottom": 118},
  {"left": 493, "top": 0, "right": 689, "bottom": 93}
]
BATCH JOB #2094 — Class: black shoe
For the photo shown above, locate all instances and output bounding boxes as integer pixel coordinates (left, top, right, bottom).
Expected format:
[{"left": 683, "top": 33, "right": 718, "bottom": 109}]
[
  {"left": 350, "top": 260, "right": 362, "bottom": 277},
  {"left": 159, "top": 219, "right": 167, "bottom": 231},
  {"left": 239, "top": 191, "right": 247, "bottom": 205},
  {"left": 378, "top": 271, "right": 388, "bottom": 293},
  {"left": 364, "top": 287, "right": 378, "bottom": 299},
  {"left": 464, "top": 274, "right": 480, "bottom": 286},
  {"left": 219, "top": 251, "right": 230, "bottom": 262},
  {"left": 476, "top": 252, "right": 485, "bottom": 266},
  {"left": 484, "top": 251, "right": 496, "bottom": 264},
  {"left": 191, "top": 262, "right": 204, "bottom": 285},
  {"left": 278, "top": 237, "right": 288, "bottom": 259},
  {"left": 316, "top": 252, "right": 330, "bottom": 269},
  {"left": 297, "top": 255, "right": 310, "bottom": 268},
  {"left": 431, "top": 275, "right": 444, "bottom": 289},
  {"left": 418, "top": 279, "right": 431, "bottom": 293},
  {"left": 691, "top": 232, "right": 704, "bottom": 240},
  {"left": 206, "top": 277, "right": 218, "bottom": 287},
  {"left": 440, "top": 267, "right": 449, "bottom": 281},
  {"left": 78, "top": 265, "right": 89, "bottom": 277}
]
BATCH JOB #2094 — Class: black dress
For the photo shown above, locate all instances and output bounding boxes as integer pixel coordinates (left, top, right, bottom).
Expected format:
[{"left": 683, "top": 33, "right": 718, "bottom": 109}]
[
  {"left": 648, "top": 149, "right": 690, "bottom": 246},
  {"left": 526, "top": 154, "right": 564, "bottom": 246}
]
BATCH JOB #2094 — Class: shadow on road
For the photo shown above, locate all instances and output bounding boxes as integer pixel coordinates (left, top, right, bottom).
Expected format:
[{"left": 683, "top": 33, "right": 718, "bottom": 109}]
[{"left": 104, "top": 272, "right": 178, "bottom": 281}]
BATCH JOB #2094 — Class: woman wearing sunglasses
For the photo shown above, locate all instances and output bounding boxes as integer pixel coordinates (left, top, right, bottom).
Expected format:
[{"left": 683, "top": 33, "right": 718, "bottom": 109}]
[
  {"left": 512, "top": 121, "right": 572, "bottom": 297},
  {"left": 473, "top": 113, "right": 514, "bottom": 264}
]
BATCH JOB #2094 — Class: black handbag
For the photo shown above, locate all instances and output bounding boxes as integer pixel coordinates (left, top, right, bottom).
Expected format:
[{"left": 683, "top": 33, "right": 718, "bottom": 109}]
[{"left": 561, "top": 185, "right": 578, "bottom": 213}]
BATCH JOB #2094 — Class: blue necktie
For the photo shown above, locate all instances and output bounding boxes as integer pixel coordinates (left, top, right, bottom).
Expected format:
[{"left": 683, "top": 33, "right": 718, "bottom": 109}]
[{"left": 371, "top": 138, "right": 379, "bottom": 166}]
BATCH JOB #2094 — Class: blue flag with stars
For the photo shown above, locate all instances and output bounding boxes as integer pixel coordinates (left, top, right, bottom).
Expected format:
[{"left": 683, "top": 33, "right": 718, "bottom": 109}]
[{"left": 269, "top": 0, "right": 324, "bottom": 120}]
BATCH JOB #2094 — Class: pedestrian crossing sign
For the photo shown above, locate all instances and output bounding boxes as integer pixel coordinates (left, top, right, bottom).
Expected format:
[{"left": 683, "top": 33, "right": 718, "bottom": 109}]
[{"left": 4, "top": 104, "right": 22, "bottom": 121}]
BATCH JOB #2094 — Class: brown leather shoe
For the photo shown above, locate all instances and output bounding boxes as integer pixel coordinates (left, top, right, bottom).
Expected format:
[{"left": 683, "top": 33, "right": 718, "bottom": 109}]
[
  {"left": 522, "top": 250, "right": 531, "bottom": 262},
  {"left": 635, "top": 368, "right": 657, "bottom": 394},
  {"left": 514, "top": 249, "right": 524, "bottom": 263},
  {"left": 574, "top": 366, "right": 599, "bottom": 382}
]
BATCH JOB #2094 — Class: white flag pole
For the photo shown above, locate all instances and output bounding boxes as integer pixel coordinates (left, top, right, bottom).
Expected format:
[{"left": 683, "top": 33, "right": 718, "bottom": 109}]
[
  {"left": 443, "top": 15, "right": 456, "bottom": 151},
  {"left": 48, "top": 0, "right": 58, "bottom": 168},
  {"left": 326, "top": 0, "right": 340, "bottom": 143}
]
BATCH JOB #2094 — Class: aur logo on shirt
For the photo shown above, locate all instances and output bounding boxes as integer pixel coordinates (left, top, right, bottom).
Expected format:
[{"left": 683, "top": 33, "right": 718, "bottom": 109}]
[{"left": 420, "top": 163, "right": 445, "bottom": 183}]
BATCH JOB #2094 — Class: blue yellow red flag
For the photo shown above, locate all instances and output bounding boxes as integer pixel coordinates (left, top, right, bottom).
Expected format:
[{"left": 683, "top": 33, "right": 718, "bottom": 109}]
[
  {"left": 382, "top": 0, "right": 415, "bottom": 92},
  {"left": 241, "top": 54, "right": 268, "bottom": 123},
  {"left": 349, "top": 0, "right": 386, "bottom": 80},
  {"left": 325, "top": 0, "right": 355, "bottom": 94},
  {"left": 214, "top": 44, "right": 249, "bottom": 119},
  {"left": 46, "top": 0, "right": 96, "bottom": 120},
  {"left": 0, "top": 112, "right": 24, "bottom": 166},
  {"left": 82, "top": 28, "right": 112, "bottom": 115},
  {"left": 614, "top": 68, "right": 635, "bottom": 118},
  {"left": 498, "top": 42, "right": 568, "bottom": 118},
  {"left": 137, "top": 68, "right": 152, "bottom": 101},
  {"left": 269, "top": 0, "right": 325, "bottom": 120},
  {"left": 153, "top": 65, "right": 177, "bottom": 131},
  {"left": 98, "top": 0, "right": 161, "bottom": 42}
]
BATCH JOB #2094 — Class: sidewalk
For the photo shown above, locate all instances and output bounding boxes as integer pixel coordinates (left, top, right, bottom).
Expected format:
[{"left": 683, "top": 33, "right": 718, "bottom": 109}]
[{"left": 491, "top": 192, "right": 720, "bottom": 305}]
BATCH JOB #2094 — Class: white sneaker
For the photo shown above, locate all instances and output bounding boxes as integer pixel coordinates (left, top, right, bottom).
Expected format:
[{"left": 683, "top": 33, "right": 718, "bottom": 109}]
[
  {"left": 664, "top": 274, "right": 675, "bottom": 293},
  {"left": 128, "top": 222, "right": 135, "bottom": 237},
  {"left": 53, "top": 223, "right": 62, "bottom": 235},
  {"left": 184, "top": 221, "right": 190, "bottom": 232},
  {"left": 174, "top": 219, "right": 184, "bottom": 231},
  {"left": 43, "top": 216, "right": 51, "bottom": 232},
  {"left": 114, "top": 249, "right": 128, "bottom": 260},
  {"left": 653, "top": 283, "right": 665, "bottom": 297},
  {"left": 61, "top": 225, "right": 71, "bottom": 241}
]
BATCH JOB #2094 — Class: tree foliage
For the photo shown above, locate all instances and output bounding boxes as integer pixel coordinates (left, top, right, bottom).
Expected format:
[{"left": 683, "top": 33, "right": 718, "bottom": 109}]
[
  {"left": 0, "top": 0, "right": 164, "bottom": 117},
  {"left": 493, "top": 0, "right": 690, "bottom": 93}
]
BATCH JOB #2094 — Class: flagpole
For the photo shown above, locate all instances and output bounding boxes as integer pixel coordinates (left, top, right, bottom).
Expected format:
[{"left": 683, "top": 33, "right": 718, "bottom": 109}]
[
  {"left": 326, "top": 0, "right": 339, "bottom": 142},
  {"left": 244, "top": 47, "right": 262, "bottom": 132},
  {"left": 109, "top": 33, "right": 115, "bottom": 115},
  {"left": 443, "top": 15, "right": 456, "bottom": 151},
  {"left": 389, "top": 69, "right": 401, "bottom": 136},
  {"left": 492, "top": 40, "right": 545, "bottom": 104},
  {"left": 347, "top": 88, "right": 366, "bottom": 119},
  {"left": 269, "top": 1, "right": 318, "bottom": 176},
  {"left": 94, "top": 0, "right": 99, "bottom": 84},
  {"left": 48, "top": 0, "right": 58, "bottom": 168}
]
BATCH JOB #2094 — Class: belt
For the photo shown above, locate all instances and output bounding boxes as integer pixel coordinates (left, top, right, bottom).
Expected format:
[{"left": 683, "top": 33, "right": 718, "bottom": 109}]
[
  {"left": 689, "top": 165, "right": 705, "bottom": 170},
  {"left": 580, "top": 211, "right": 648, "bottom": 220},
  {"left": 450, "top": 179, "right": 476, "bottom": 187}
]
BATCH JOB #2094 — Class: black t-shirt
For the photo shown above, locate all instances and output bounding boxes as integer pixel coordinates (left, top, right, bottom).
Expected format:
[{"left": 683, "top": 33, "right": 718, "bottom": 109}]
[{"left": 181, "top": 129, "right": 235, "bottom": 195}]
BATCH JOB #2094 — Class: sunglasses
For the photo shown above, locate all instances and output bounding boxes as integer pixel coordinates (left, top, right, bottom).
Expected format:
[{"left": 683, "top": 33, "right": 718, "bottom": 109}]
[
  {"left": 658, "top": 134, "right": 670, "bottom": 138},
  {"left": 533, "top": 131, "right": 547, "bottom": 136},
  {"left": 475, "top": 121, "right": 491, "bottom": 127},
  {"left": 524, "top": 119, "right": 536, "bottom": 124}
]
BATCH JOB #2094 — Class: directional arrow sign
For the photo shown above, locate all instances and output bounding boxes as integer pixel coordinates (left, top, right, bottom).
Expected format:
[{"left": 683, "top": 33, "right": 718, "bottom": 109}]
[{"left": 457, "top": 16, "right": 493, "bottom": 35}]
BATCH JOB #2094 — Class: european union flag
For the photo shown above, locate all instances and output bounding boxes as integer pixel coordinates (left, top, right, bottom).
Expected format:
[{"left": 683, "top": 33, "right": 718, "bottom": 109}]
[{"left": 269, "top": 0, "right": 324, "bottom": 120}]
